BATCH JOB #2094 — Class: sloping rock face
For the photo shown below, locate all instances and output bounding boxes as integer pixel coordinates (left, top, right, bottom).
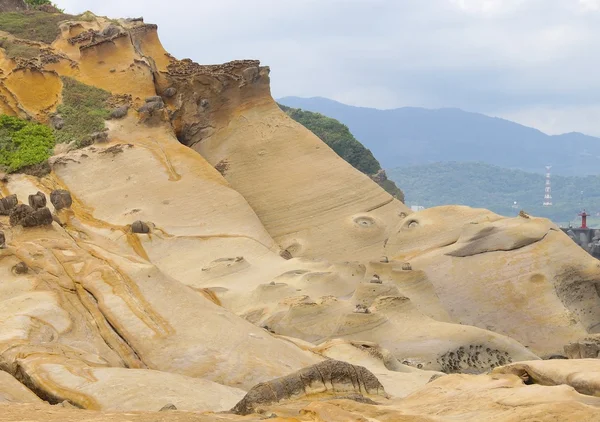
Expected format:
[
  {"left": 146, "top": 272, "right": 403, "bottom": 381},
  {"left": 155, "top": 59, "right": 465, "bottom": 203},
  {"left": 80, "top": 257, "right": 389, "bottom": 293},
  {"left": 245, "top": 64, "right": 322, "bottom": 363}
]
[
  {"left": 159, "top": 58, "right": 406, "bottom": 261},
  {"left": 384, "top": 207, "right": 600, "bottom": 357},
  {"left": 0, "top": 9, "right": 599, "bottom": 422},
  {"left": 493, "top": 359, "right": 600, "bottom": 397}
]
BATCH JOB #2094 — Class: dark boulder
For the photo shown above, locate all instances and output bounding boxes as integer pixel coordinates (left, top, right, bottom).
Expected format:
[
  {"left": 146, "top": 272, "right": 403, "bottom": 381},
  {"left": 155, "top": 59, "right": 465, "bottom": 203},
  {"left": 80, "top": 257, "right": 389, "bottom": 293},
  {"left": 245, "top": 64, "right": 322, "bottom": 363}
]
[
  {"left": 159, "top": 404, "right": 177, "bottom": 411},
  {"left": 0, "top": 231, "right": 5, "bottom": 248},
  {"left": 131, "top": 220, "right": 150, "bottom": 234},
  {"left": 145, "top": 96, "right": 164, "bottom": 104},
  {"left": 138, "top": 101, "right": 164, "bottom": 113},
  {"left": 10, "top": 205, "right": 53, "bottom": 228},
  {"left": 90, "top": 131, "right": 109, "bottom": 143},
  {"left": 163, "top": 87, "right": 177, "bottom": 98},
  {"left": 50, "top": 190, "right": 73, "bottom": 210},
  {"left": 110, "top": 106, "right": 129, "bottom": 119},
  {"left": 138, "top": 97, "right": 165, "bottom": 124},
  {"left": 12, "top": 261, "right": 28, "bottom": 274},
  {"left": 0, "top": 194, "right": 18, "bottom": 216},
  {"left": 50, "top": 114, "right": 64, "bottom": 130},
  {"left": 26, "top": 208, "right": 54, "bottom": 227},
  {"left": 28, "top": 191, "right": 47, "bottom": 210},
  {"left": 101, "top": 24, "right": 122, "bottom": 38},
  {"left": 9, "top": 204, "right": 32, "bottom": 226}
]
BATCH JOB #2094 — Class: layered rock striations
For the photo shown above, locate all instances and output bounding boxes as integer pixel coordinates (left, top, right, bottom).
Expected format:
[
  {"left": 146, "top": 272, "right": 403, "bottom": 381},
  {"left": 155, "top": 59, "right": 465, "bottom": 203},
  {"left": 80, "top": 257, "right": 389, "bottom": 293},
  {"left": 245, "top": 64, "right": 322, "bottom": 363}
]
[{"left": 0, "top": 8, "right": 599, "bottom": 422}]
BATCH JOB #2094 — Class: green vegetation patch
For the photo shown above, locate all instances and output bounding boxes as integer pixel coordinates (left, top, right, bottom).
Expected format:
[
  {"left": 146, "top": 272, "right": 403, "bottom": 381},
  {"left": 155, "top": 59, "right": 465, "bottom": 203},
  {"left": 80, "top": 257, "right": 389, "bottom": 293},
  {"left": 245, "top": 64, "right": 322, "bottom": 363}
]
[
  {"left": 279, "top": 104, "right": 404, "bottom": 201},
  {"left": 54, "top": 77, "right": 111, "bottom": 147},
  {"left": 379, "top": 179, "right": 404, "bottom": 203},
  {"left": 0, "top": 114, "right": 54, "bottom": 173},
  {"left": 0, "top": 37, "right": 40, "bottom": 59},
  {"left": 0, "top": 10, "right": 73, "bottom": 44},
  {"left": 24, "top": 0, "right": 53, "bottom": 5}
]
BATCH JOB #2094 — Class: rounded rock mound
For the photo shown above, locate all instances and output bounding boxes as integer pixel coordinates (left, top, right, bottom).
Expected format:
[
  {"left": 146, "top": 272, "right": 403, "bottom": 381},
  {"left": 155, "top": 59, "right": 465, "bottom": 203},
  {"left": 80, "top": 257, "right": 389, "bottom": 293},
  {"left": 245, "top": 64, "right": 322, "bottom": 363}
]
[{"left": 231, "top": 359, "right": 388, "bottom": 415}]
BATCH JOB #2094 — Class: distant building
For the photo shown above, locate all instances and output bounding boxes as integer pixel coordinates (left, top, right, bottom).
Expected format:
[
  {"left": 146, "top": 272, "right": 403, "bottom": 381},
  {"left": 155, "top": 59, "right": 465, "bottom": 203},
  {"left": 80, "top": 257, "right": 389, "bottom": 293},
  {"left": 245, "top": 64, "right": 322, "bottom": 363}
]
[{"left": 411, "top": 205, "right": 425, "bottom": 212}]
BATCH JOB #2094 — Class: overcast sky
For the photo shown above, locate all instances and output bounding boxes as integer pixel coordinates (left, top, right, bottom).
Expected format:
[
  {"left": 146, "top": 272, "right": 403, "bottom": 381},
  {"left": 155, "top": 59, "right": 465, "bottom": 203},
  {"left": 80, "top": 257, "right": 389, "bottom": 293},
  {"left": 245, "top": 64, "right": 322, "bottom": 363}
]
[{"left": 56, "top": 0, "right": 600, "bottom": 136}]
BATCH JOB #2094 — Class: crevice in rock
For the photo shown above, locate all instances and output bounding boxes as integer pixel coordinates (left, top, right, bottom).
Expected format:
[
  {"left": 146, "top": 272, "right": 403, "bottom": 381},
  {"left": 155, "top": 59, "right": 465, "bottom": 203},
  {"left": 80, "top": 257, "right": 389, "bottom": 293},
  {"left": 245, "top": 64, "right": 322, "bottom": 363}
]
[
  {"left": 11, "top": 362, "right": 81, "bottom": 408},
  {"left": 47, "top": 248, "right": 146, "bottom": 369},
  {"left": 446, "top": 231, "right": 551, "bottom": 258},
  {"left": 81, "top": 286, "right": 147, "bottom": 369},
  {"left": 364, "top": 197, "right": 395, "bottom": 213}
]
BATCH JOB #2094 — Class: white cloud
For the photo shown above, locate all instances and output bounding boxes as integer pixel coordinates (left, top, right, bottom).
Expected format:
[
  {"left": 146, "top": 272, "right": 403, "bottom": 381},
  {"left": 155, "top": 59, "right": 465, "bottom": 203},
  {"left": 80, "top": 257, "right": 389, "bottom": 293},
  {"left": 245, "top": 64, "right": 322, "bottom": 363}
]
[
  {"left": 449, "top": 0, "right": 526, "bottom": 16},
  {"left": 579, "top": 0, "right": 600, "bottom": 11}
]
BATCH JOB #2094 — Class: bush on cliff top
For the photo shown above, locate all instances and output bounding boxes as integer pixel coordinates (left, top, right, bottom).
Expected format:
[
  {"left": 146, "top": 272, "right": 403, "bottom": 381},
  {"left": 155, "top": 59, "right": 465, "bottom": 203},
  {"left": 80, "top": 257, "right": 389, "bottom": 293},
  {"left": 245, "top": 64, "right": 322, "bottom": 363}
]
[
  {"left": 0, "top": 114, "right": 54, "bottom": 173},
  {"left": 54, "top": 77, "right": 111, "bottom": 148},
  {"left": 23, "top": 0, "right": 52, "bottom": 5}
]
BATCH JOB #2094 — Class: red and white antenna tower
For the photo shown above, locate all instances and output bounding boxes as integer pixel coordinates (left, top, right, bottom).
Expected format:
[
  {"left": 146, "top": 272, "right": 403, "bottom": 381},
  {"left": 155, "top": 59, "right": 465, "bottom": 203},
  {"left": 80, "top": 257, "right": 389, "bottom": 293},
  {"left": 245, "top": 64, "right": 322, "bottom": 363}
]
[{"left": 543, "top": 165, "right": 552, "bottom": 206}]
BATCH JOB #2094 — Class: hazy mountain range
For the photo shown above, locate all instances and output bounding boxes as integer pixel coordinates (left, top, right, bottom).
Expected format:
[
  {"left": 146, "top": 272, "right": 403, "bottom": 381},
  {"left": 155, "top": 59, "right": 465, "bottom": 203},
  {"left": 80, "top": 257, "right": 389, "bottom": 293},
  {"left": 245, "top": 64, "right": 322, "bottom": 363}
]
[{"left": 278, "top": 96, "right": 600, "bottom": 177}]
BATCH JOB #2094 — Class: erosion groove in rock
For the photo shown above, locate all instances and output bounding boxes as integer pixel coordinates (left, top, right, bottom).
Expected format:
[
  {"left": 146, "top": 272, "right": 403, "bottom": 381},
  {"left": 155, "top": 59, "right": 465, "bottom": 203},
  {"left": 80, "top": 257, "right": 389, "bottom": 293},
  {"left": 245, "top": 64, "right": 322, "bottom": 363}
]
[
  {"left": 565, "top": 336, "right": 600, "bottom": 359},
  {"left": 231, "top": 360, "right": 387, "bottom": 415}
]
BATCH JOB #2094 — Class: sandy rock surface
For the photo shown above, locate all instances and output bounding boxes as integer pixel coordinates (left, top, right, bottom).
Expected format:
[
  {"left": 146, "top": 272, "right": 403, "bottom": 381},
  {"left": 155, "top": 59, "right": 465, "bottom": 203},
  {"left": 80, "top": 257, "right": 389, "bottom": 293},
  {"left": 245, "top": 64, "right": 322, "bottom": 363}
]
[{"left": 0, "top": 9, "right": 599, "bottom": 422}]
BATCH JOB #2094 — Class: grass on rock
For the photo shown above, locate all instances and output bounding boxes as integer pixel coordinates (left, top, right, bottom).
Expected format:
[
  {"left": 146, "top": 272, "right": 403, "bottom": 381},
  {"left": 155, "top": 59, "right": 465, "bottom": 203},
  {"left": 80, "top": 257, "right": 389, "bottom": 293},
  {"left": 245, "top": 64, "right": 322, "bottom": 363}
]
[
  {"left": 0, "top": 37, "right": 40, "bottom": 59},
  {"left": 0, "top": 11, "right": 73, "bottom": 44},
  {"left": 54, "top": 77, "right": 111, "bottom": 148}
]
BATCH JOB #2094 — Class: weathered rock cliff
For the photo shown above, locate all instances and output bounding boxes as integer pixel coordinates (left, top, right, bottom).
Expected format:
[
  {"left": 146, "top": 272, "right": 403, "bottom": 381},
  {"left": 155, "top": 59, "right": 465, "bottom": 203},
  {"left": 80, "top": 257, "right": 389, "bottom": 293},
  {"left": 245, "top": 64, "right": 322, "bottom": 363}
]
[{"left": 0, "top": 8, "right": 599, "bottom": 422}]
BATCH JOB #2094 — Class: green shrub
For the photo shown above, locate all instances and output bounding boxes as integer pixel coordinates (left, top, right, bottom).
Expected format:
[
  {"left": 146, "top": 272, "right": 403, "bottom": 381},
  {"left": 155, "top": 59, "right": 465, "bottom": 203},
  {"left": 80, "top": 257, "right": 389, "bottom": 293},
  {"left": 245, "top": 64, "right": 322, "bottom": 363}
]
[
  {"left": 0, "top": 11, "right": 72, "bottom": 44},
  {"left": 0, "top": 114, "right": 54, "bottom": 173},
  {"left": 54, "top": 77, "right": 111, "bottom": 147},
  {"left": 24, "top": 0, "right": 64, "bottom": 12}
]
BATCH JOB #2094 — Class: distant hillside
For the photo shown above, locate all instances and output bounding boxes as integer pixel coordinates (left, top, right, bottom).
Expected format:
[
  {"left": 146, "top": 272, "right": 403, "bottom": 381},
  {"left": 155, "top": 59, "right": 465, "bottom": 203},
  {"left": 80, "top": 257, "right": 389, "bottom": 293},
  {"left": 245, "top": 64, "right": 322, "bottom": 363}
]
[
  {"left": 278, "top": 96, "right": 600, "bottom": 177},
  {"left": 279, "top": 104, "right": 404, "bottom": 202},
  {"left": 388, "top": 161, "right": 600, "bottom": 223}
]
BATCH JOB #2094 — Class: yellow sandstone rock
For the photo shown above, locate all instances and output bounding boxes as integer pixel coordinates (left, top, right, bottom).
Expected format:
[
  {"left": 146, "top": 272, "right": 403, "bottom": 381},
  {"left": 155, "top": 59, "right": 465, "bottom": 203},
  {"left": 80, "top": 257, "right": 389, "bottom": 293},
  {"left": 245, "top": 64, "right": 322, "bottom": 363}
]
[{"left": 0, "top": 8, "right": 599, "bottom": 422}]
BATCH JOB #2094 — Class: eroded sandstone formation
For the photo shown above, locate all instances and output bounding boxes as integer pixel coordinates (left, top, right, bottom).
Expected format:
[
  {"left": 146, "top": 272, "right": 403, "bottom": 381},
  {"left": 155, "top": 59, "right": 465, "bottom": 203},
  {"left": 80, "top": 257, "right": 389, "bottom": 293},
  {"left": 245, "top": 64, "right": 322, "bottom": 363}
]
[
  {"left": 231, "top": 360, "right": 387, "bottom": 415},
  {"left": 0, "top": 9, "right": 599, "bottom": 422}
]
